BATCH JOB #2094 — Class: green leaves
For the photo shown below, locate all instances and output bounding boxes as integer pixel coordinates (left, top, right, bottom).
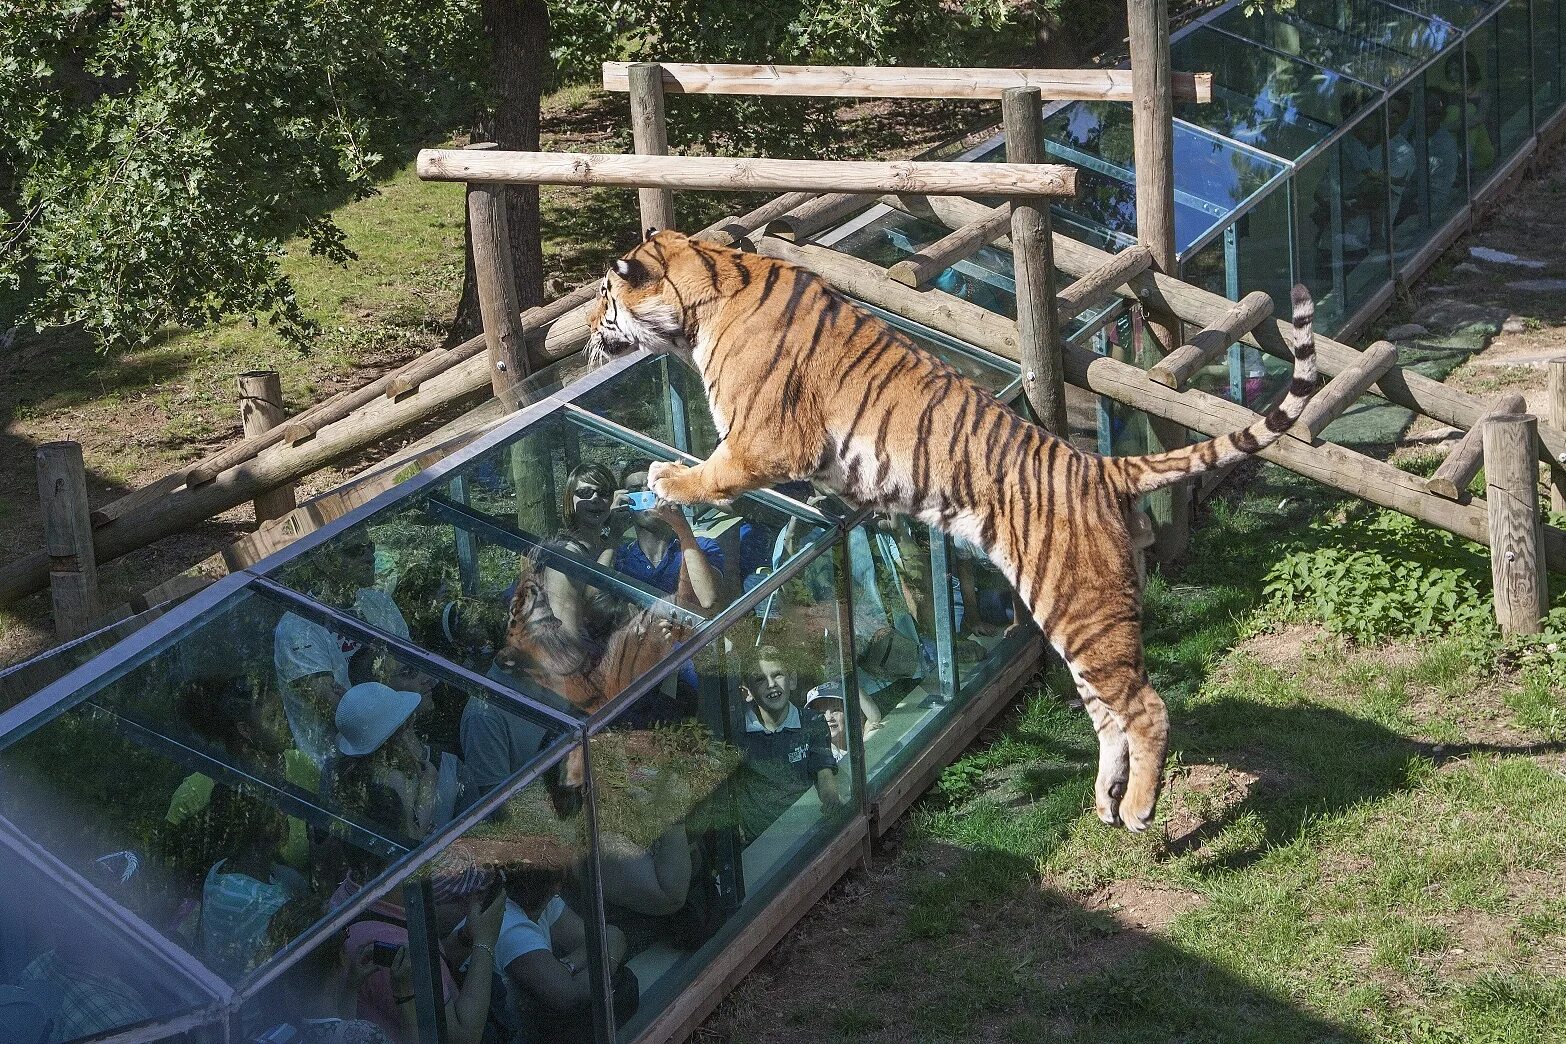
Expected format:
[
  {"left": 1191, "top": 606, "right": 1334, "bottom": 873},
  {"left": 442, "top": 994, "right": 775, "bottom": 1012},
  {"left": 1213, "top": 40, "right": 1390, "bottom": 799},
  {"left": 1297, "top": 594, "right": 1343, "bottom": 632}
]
[
  {"left": 1, "top": 0, "right": 481, "bottom": 350},
  {"left": 1262, "top": 509, "right": 1496, "bottom": 644}
]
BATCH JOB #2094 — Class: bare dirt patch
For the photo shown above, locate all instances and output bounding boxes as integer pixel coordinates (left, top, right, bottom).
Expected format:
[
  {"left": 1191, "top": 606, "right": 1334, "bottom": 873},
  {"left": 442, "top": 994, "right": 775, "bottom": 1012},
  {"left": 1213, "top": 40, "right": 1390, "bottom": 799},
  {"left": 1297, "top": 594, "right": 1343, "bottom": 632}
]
[
  {"left": 1232, "top": 623, "right": 1332, "bottom": 669},
  {"left": 1082, "top": 878, "right": 1205, "bottom": 932}
]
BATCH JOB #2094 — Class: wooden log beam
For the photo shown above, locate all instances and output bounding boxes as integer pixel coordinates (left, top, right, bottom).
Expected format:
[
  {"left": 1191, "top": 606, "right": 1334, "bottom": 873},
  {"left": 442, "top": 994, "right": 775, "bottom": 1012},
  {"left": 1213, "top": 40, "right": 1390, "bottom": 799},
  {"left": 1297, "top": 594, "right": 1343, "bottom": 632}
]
[
  {"left": 628, "top": 62, "right": 676, "bottom": 232},
  {"left": 753, "top": 236, "right": 1566, "bottom": 573},
  {"left": 1003, "top": 86, "right": 1066, "bottom": 435},
  {"left": 871, "top": 192, "right": 1566, "bottom": 472},
  {"left": 416, "top": 149, "right": 1078, "bottom": 198},
  {"left": 767, "top": 193, "right": 878, "bottom": 242},
  {"left": 238, "top": 371, "right": 296, "bottom": 523},
  {"left": 1551, "top": 358, "right": 1566, "bottom": 513},
  {"left": 37, "top": 442, "right": 100, "bottom": 639},
  {"left": 702, "top": 191, "right": 816, "bottom": 248},
  {"left": 1485, "top": 414, "right": 1548, "bottom": 634},
  {"left": 1055, "top": 244, "right": 1152, "bottom": 317},
  {"left": 887, "top": 203, "right": 1009, "bottom": 288},
  {"left": 467, "top": 147, "right": 530, "bottom": 406},
  {"left": 1291, "top": 340, "right": 1397, "bottom": 441},
  {"left": 601, "top": 62, "right": 1214, "bottom": 104},
  {"left": 1429, "top": 392, "right": 1526, "bottom": 501},
  {"left": 1147, "top": 290, "right": 1274, "bottom": 390}
]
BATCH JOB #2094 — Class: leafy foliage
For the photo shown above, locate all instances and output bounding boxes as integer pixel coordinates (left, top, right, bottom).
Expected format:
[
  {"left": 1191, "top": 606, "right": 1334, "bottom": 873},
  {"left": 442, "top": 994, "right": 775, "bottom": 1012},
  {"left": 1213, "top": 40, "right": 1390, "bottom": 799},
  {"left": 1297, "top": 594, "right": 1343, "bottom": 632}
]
[
  {"left": 1, "top": 0, "right": 481, "bottom": 349},
  {"left": 1262, "top": 509, "right": 1496, "bottom": 643},
  {"left": 548, "top": 0, "right": 1034, "bottom": 157}
]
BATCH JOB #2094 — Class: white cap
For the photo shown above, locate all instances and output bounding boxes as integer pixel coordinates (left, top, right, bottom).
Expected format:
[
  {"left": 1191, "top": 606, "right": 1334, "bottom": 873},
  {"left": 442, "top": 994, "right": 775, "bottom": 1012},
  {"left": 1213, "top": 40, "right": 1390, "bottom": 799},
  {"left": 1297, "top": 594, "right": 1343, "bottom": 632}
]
[
  {"left": 805, "top": 680, "right": 846, "bottom": 708},
  {"left": 335, "top": 681, "right": 421, "bottom": 757}
]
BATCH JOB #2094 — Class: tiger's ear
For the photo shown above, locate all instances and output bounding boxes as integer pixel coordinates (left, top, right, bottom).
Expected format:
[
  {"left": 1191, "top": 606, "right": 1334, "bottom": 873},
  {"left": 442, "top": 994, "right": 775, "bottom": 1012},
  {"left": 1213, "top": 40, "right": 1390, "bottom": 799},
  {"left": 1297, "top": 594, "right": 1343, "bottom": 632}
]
[
  {"left": 612, "top": 257, "right": 653, "bottom": 287},
  {"left": 643, "top": 226, "right": 658, "bottom": 242}
]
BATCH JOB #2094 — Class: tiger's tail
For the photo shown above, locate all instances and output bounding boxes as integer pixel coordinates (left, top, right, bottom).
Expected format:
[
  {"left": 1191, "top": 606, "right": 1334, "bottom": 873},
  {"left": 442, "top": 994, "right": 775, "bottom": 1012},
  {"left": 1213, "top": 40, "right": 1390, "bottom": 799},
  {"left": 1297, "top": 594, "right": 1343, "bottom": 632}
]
[{"left": 1105, "top": 284, "right": 1319, "bottom": 496}]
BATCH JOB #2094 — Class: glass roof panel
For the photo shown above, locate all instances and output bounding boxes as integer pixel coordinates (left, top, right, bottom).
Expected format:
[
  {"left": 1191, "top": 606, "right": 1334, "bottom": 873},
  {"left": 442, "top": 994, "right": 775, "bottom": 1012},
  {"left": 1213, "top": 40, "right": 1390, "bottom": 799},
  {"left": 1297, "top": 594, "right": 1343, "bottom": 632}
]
[
  {"left": 809, "top": 206, "right": 1123, "bottom": 343},
  {"left": 0, "top": 582, "right": 569, "bottom": 986},
  {"left": 976, "top": 102, "right": 1287, "bottom": 256},
  {"left": 1384, "top": 0, "right": 1499, "bottom": 29},
  {"left": 0, "top": 828, "right": 217, "bottom": 1039},
  {"left": 1290, "top": 0, "right": 1459, "bottom": 57},
  {"left": 1173, "top": 25, "right": 1378, "bottom": 159},
  {"left": 1214, "top": 2, "right": 1426, "bottom": 86},
  {"left": 269, "top": 407, "right": 835, "bottom": 720}
]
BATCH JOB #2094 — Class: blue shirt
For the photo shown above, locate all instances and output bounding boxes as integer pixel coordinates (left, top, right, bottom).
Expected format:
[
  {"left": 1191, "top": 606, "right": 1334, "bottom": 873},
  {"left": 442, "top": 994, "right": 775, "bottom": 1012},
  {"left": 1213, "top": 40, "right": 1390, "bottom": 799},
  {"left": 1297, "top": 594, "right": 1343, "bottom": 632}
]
[{"left": 614, "top": 536, "right": 723, "bottom": 595}]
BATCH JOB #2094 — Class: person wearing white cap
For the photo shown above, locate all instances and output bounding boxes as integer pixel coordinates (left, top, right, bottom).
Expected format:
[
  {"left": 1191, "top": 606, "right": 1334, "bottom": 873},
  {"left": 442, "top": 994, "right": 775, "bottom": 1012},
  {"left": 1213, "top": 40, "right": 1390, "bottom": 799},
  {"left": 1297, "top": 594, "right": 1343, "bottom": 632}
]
[
  {"left": 804, "top": 680, "right": 850, "bottom": 765},
  {"left": 334, "top": 682, "right": 461, "bottom": 838},
  {"left": 273, "top": 534, "right": 422, "bottom": 769}
]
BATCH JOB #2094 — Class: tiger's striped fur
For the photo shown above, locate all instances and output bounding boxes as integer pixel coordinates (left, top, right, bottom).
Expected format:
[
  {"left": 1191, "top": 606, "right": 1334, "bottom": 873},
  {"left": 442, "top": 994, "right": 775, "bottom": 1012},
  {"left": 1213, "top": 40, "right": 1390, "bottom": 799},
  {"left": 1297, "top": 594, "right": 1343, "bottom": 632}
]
[{"left": 585, "top": 231, "right": 1319, "bottom": 832}]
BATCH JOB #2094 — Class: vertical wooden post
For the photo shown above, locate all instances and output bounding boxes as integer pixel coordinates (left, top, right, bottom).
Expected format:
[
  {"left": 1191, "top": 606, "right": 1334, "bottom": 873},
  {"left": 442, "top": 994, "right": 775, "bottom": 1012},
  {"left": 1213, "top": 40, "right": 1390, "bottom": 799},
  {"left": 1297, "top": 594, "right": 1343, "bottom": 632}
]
[
  {"left": 1549, "top": 357, "right": 1566, "bottom": 514},
  {"left": 465, "top": 142, "right": 530, "bottom": 407},
  {"left": 1128, "top": 0, "right": 1190, "bottom": 561},
  {"left": 238, "top": 370, "right": 296, "bottom": 524},
  {"left": 628, "top": 62, "right": 676, "bottom": 232},
  {"left": 1001, "top": 86, "right": 1066, "bottom": 435},
  {"left": 36, "top": 441, "right": 100, "bottom": 639},
  {"left": 1483, "top": 414, "right": 1548, "bottom": 635}
]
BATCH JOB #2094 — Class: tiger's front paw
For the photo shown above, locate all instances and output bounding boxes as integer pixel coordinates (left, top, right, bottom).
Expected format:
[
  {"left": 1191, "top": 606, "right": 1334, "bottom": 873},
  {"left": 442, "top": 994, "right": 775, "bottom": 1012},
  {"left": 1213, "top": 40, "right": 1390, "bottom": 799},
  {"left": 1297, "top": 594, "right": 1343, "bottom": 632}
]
[{"left": 648, "top": 460, "right": 700, "bottom": 504}]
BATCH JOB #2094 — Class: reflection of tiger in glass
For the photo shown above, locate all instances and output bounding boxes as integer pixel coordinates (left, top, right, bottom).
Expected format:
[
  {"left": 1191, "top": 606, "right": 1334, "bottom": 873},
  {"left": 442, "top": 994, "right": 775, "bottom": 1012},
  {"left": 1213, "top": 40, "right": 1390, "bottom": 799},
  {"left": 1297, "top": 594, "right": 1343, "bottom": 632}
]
[
  {"left": 498, "top": 555, "right": 688, "bottom": 788},
  {"left": 586, "top": 231, "right": 1319, "bottom": 832}
]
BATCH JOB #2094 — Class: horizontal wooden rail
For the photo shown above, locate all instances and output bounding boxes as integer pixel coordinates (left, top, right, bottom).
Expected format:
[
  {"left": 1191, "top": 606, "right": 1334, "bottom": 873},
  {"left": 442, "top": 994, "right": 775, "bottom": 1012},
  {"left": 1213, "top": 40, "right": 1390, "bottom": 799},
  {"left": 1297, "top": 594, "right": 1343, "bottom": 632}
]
[
  {"left": 874, "top": 191, "right": 1566, "bottom": 472},
  {"left": 1148, "top": 290, "right": 1274, "bottom": 389},
  {"left": 1055, "top": 244, "right": 1152, "bottom": 317},
  {"left": 417, "top": 150, "right": 1077, "bottom": 198},
  {"left": 602, "top": 62, "right": 1214, "bottom": 104},
  {"left": 1292, "top": 340, "right": 1397, "bottom": 441},
  {"left": 888, "top": 204, "right": 1010, "bottom": 288},
  {"left": 1429, "top": 391, "right": 1526, "bottom": 501},
  {"left": 753, "top": 235, "right": 1566, "bottom": 573}
]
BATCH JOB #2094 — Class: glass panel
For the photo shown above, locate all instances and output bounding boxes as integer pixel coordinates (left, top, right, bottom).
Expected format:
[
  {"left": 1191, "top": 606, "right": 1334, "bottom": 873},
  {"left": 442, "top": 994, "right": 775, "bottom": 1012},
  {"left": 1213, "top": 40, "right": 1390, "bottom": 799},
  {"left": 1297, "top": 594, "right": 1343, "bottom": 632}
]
[
  {"left": 1172, "top": 26, "right": 1375, "bottom": 159},
  {"left": 0, "top": 585, "right": 566, "bottom": 985},
  {"left": 0, "top": 836, "right": 212, "bottom": 1042},
  {"left": 1468, "top": 15, "right": 1504, "bottom": 187},
  {"left": 1236, "top": 181, "right": 1297, "bottom": 319},
  {"left": 270, "top": 410, "right": 831, "bottom": 738},
  {"left": 1, "top": 600, "right": 192, "bottom": 716},
  {"left": 980, "top": 103, "right": 1286, "bottom": 256},
  {"left": 235, "top": 768, "right": 608, "bottom": 1044},
  {"left": 1182, "top": 235, "right": 1229, "bottom": 300},
  {"left": 1296, "top": 113, "right": 1392, "bottom": 335},
  {"left": 1389, "top": 0, "right": 1499, "bottom": 28},
  {"left": 595, "top": 539, "right": 854, "bottom": 1041},
  {"left": 1534, "top": 0, "right": 1563, "bottom": 123},
  {"left": 1214, "top": 4, "right": 1424, "bottom": 86},
  {"left": 1498, "top": 1, "right": 1534, "bottom": 155},
  {"left": 1388, "top": 79, "right": 1426, "bottom": 266},
  {"left": 1291, "top": 0, "right": 1461, "bottom": 56},
  {"left": 1425, "top": 56, "right": 1470, "bottom": 231}
]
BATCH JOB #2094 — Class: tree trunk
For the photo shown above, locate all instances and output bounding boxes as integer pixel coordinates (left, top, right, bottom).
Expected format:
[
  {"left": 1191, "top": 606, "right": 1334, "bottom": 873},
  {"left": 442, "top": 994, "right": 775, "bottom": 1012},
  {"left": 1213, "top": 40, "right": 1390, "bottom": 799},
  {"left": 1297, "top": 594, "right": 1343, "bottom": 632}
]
[{"left": 447, "top": 0, "right": 549, "bottom": 347}]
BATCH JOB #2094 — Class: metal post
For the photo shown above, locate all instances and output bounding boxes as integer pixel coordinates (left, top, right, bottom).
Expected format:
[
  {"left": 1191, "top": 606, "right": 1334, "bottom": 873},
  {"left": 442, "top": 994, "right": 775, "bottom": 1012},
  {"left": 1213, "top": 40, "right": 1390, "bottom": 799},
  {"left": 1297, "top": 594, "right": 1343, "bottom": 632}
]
[
  {"left": 36, "top": 441, "right": 100, "bottom": 639},
  {"left": 403, "top": 877, "right": 450, "bottom": 1044}
]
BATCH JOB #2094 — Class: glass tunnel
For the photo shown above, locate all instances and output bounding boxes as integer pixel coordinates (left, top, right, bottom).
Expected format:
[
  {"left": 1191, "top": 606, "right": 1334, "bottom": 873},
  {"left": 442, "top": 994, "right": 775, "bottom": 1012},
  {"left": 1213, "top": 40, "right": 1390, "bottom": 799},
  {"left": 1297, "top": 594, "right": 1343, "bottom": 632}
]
[{"left": 2, "top": 1, "right": 1563, "bottom": 1040}]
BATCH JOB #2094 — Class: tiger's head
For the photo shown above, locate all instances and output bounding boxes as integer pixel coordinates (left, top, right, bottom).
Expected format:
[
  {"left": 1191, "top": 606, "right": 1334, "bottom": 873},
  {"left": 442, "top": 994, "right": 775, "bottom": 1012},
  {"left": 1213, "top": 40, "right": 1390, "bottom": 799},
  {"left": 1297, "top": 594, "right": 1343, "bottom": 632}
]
[{"left": 585, "top": 229, "right": 696, "bottom": 365}]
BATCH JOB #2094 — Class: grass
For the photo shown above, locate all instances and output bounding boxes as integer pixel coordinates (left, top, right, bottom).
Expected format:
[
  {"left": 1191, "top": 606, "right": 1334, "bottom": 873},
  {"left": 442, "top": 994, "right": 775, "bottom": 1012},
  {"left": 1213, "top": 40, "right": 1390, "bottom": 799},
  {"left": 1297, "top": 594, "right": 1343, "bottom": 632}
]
[{"left": 711, "top": 466, "right": 1566, "bottom": 1044}]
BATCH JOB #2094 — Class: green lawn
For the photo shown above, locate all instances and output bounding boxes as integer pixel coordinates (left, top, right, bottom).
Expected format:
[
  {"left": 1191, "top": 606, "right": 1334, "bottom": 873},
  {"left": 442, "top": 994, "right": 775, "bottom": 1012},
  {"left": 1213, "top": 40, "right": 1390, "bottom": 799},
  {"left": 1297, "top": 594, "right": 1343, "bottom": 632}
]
[{"left": 711, "top": 466, "right": 1566, "bottom": 1044}]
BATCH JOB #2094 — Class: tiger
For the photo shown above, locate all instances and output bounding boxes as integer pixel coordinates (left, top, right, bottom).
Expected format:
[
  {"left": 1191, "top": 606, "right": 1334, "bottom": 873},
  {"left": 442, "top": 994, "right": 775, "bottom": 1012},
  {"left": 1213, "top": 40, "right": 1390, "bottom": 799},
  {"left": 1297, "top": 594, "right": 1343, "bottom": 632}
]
[{"left": 584, "top": 229, "right": 1318, "bottom": 833}]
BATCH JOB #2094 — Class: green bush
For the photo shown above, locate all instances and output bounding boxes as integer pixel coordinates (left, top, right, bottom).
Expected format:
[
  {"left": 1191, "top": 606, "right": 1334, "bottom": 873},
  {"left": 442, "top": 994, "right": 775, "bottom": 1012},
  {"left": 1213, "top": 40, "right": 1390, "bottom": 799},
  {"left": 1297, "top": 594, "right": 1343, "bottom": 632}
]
[{"left": 1262, "top": 509, "right": 1496, "bottom": 643}]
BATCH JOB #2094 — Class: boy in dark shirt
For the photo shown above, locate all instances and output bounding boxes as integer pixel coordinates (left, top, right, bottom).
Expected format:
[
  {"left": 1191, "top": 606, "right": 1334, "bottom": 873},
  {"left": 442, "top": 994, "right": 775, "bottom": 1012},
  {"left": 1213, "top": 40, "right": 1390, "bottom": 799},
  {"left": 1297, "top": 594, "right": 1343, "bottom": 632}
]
[{"left": 732, "top": 646, "right": 841, "bottom": 842}]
